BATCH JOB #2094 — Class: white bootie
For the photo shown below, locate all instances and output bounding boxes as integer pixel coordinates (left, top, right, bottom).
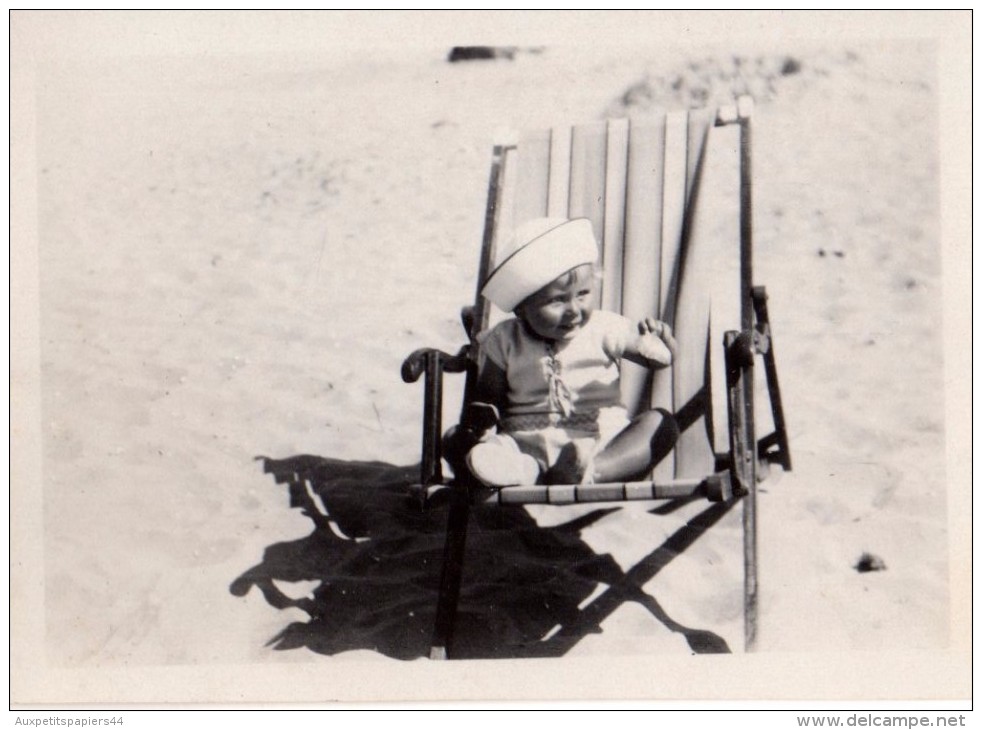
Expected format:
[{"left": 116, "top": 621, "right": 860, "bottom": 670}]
[{"left": 466, "top": 441, "right": 541, "bottom": 487}]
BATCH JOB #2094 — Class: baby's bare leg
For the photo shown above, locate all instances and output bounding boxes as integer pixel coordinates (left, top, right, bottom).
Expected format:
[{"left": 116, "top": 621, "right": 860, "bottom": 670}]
[{"left": 592, "top": 408, "right": 678, "bottom": 483}]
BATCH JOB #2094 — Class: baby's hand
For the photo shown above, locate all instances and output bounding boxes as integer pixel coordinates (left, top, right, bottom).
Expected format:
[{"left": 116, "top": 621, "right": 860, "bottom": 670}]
[{"left": 636, "top": 318, "right": 676, "bottom": 366}]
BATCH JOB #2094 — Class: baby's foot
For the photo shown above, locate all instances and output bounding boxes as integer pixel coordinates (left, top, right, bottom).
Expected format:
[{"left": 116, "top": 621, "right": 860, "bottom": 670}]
[
  {"left": 546, "top": 440, "right": 596, "bottom": 485},
  {"left": 466, "top": 442, "right": 541, "bottom": 488}
]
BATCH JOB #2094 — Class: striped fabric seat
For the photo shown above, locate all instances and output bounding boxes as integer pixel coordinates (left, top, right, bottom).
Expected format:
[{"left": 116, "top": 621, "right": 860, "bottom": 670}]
[{"left": 484, "top": 107, "right": 744, "bottom": 483}]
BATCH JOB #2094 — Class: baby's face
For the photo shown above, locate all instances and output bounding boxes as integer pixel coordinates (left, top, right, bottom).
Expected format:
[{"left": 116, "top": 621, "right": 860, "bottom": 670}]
[{"left": 517, "top": 264, "right": 597, "bottom": 342}]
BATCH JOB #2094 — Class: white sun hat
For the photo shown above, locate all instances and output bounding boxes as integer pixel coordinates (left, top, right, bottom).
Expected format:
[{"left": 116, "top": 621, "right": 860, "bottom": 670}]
[{"left": 481, "top": 217, "right": 599, "bottom": 312}]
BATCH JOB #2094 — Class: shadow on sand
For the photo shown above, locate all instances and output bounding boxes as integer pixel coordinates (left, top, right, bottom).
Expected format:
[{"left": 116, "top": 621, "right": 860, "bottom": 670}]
[{"left": 231, "top": 455, "right": 735, "bottom": 660}]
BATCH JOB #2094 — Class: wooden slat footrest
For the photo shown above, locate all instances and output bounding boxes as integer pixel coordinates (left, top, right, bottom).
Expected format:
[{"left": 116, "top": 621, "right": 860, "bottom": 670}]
[{"left": 485, "top": 473, "right": 732, "bottom": 505}]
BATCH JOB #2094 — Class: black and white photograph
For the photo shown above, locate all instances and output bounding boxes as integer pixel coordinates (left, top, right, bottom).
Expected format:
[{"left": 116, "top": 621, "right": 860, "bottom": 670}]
[{"left": 9, "top": 10, "right": 972, "bottom": 709}]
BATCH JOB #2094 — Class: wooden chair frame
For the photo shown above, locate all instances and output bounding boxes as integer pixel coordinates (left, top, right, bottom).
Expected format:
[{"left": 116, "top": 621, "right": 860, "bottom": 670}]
[{"left": 402, "top": 97, "right": 790, "bottom": 659}]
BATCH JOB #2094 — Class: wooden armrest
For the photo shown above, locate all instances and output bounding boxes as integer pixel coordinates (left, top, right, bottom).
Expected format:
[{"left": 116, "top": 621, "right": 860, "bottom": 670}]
[{"left": 401, "top": 346, "right": 471, "bottom": 383}]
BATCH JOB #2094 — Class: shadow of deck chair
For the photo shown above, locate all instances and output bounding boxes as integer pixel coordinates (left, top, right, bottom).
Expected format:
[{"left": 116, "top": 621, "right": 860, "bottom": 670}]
[{"left": 402, "top": 96, "right": 791, "bottom": 659}]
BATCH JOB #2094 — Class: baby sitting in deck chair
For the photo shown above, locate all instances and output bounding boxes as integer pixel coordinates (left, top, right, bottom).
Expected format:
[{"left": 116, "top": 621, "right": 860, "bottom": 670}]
[{"left": 459, "top": 217, "right": 680, "bottom": 488}]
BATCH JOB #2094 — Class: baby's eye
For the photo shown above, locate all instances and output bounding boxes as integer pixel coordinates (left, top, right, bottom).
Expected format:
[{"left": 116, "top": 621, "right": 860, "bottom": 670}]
[{"left": 576, "top": 289, "right": 592, "bottom": 299}]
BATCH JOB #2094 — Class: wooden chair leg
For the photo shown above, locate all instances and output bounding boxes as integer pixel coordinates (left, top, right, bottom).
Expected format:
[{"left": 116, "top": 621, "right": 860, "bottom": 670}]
[
  {"left": 429, "top": 484, "right": 471, "bottom": 659},
  {"left": 742, "top": 475, "right": 759, "bottom": 651},
  {"left": 725, "top": 329, "right": 758, "bottom": 652}
]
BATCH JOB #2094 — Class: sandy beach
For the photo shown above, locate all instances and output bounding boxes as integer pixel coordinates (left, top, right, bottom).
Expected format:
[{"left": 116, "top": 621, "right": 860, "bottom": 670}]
[{"left": 11, "top": 11, "right": 972, "bottom": 704}]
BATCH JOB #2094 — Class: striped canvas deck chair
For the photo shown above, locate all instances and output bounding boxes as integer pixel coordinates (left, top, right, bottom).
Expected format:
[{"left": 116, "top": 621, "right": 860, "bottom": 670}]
[{"left": 402, "top": 96, "right": 791, "bottom": 659}]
